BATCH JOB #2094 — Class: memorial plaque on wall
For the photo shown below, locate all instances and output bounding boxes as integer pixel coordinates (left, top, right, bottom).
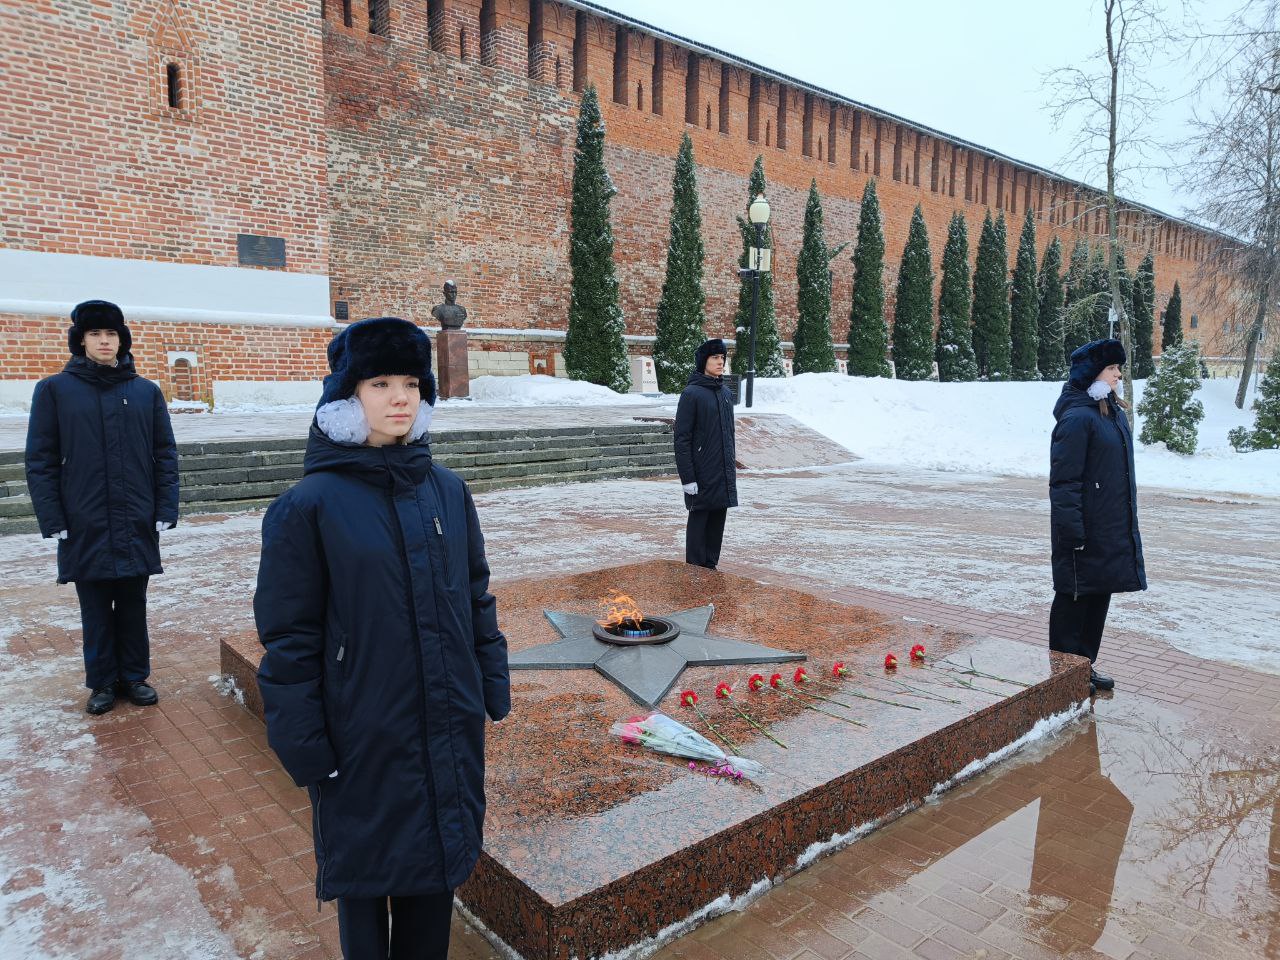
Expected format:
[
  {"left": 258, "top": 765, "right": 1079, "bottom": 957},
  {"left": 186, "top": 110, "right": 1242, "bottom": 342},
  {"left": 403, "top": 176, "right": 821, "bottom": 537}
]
[{"left": 236, "top": 233, "right": 286, "bottom": 268}]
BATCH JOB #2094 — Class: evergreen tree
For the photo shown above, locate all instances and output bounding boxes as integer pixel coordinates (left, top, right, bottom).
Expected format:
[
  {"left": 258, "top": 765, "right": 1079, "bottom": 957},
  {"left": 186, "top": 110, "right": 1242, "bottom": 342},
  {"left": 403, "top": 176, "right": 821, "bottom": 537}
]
[
  {"left": 731, "top": 156, "right": 785, "bottom": 378},
  {"left": 935, "top": 211, "right": 977, "bottom": 382},
  {"left": 847, "top": 179, "right": 890, "bottom": 376},
  {"left": 1085, "top": 245, "right": 1112, "bottom": 341},
  {"left": 793, "top": 180, "right": 837, "bottom": 373},
  {"left": 971, "top": 210, "right": 1011, "bottom": 380},
  {"left": 652, "top": 133, "right": 706, "bottom": 393},
  {"left": 1229, "top": 344, "right": 1280, "bottom": 451},
  {"left": 1036, "top": 237, "right": 1067, "bottom": 381},
  {"left": 1009, "top": 208, "right": 1040, "bottom": 380},
  {"left": 1161, "top": 281, "right": 1184, "bottom": 349},
  {"left": 1130, "top": 251, "right": 1156, "bottom": 380},
  {"left": 1137, "top": 341, "right": 1205, "bottom": 454},
  {"left": 564, "top": 86, "right": 630, "bottom": 392},
  {"left": 1062, "top": 238, "right": 1092, "bottom": 359},
  {"left": 891, "top": 205, "right": 935, "bottom": 380}
]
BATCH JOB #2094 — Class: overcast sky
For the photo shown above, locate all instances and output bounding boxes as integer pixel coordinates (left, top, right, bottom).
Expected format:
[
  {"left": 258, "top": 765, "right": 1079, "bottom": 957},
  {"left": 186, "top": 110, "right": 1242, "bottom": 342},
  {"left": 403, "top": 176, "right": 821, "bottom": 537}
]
[{"left": 599, "top": 0, "right": 1232, "bottom": 221}]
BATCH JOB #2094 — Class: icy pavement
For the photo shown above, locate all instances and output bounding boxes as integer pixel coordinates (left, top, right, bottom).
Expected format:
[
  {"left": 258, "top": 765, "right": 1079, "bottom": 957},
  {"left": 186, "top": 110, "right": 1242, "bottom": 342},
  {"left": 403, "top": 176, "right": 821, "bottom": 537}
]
[{"left": 1, "top": 462, "right": 1277, "bottom": 958}]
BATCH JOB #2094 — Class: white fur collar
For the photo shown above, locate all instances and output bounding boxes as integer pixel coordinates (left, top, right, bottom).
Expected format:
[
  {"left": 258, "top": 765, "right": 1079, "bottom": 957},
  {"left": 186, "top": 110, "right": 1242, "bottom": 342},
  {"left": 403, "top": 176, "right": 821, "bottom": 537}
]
[
  {"left": 316, "top": 398, "right": 434, "bottom": 444},
  {"left": 1087, "top": 380, "right": 1113, "bottom": 401}
]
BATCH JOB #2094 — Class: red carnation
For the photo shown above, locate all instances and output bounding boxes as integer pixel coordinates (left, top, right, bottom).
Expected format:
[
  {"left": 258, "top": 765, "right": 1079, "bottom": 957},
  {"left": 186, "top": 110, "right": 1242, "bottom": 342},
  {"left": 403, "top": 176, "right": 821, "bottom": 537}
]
[
  {"left": 680, "top": 689, "right": 698, "bottom": 707},
  {"left": 832, "top": 662, "right": 849, "bottom": 678},
  {"left": 748, "top": 673, "right": 766, "bottom": 691},
  {"left": 769, "top": 673, "right": 783, "bottom": 689},
  {"left": 715, "top": 681, "right": 733, "bottom": 699},
  {"left": 910, "top": 644, "right": 926, "bottom": 662},
  {"left": 884, "top": 653, "right": 898, "bottom": 670},
  {"left": 794, "top": 667, "right": 810, "bottom": 685}
]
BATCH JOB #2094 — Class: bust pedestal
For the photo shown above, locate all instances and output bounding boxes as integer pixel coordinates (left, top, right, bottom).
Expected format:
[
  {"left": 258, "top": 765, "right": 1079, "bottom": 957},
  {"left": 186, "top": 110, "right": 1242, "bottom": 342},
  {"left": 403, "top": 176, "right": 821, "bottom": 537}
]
[{"left": 437, "top": 329, "right": 470, "bottom": 399}]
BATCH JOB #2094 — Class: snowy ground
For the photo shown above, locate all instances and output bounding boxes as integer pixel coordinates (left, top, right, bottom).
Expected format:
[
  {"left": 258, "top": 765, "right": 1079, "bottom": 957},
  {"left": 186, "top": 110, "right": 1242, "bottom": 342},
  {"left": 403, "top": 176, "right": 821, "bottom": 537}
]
[{"left": 751, "top": 373, "right": 1279, "bottom": 498}]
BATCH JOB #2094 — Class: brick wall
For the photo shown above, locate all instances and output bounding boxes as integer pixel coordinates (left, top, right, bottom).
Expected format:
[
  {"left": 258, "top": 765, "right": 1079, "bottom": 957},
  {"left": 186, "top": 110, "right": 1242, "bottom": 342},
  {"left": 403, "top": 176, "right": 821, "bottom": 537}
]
[
  {"left": 323, "top": 0, "right": 1223, "bottom": 360},
  {"left": 3, "top": 313, "right": 331, "bottom": 404},
  {"left": 0, "top": 0, "right": 329, "bottom": 274}
]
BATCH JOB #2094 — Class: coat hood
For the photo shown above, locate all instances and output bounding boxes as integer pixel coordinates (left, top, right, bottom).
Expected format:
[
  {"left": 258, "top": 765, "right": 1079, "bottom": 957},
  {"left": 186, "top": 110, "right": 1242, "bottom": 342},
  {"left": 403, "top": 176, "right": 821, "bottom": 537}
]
[
  {"left": 686, "top": 371, "right": 725, "bottom": 390},
  {"left": 303, "top": 423, "right": 433, "bottom": 491},
  {"left": 1054, "top": 381, "right": 1120, "bottom": 422},
  {"left": 62, "top": 354, "right": 139, "bottom": 386}
]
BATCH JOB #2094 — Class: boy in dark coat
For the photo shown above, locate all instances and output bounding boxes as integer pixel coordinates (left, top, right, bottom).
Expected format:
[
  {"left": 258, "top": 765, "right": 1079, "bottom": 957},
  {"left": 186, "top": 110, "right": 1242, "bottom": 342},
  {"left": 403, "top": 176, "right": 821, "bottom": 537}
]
[
  {"left": 25, "top": 300, "right": 179, "bottom": 715},
  {"left": 1049, "top": 338, "right": 1146, "bottom": 695},
  {"left": 674, "top": 338, "right": 737, "bottom": 569},
  {"left": 254, "top": 317, "right": 510, "bottom": 959}
]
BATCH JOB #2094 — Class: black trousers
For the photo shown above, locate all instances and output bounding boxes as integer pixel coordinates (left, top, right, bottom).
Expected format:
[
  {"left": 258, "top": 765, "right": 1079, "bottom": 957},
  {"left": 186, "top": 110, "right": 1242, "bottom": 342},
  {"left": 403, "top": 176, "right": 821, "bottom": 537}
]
[
  {"left": 1048, "top": 591, "right": 1112, "bottom": 664},
  {"left": 685, "top": 508, "right": 727, "bottom": 570},
  {"left": 74, "top": 576, "right": 151, "bottom": 691},
  {"left": 337, "top": 892, "right": 455, "bottom": 960}
]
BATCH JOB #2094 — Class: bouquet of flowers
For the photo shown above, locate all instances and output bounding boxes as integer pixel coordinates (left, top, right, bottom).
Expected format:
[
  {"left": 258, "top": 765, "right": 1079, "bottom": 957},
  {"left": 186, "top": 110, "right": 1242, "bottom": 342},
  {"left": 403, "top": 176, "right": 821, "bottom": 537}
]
[{"left": 610, "top": 712, "right": 764, "bottom": 781}]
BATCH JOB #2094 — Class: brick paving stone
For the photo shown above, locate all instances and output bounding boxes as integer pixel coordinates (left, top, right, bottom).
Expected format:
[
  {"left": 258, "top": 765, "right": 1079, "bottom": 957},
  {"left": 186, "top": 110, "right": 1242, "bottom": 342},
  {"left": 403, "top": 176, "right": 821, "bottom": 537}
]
[{"left": 2, "top": 464, "right": 1278, "bottom": 958}]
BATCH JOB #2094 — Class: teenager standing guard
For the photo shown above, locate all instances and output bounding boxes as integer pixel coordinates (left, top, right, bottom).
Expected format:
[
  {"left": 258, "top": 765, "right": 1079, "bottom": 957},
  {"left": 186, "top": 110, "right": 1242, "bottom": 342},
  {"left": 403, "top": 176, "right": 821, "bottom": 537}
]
[
  {"left": 25, "top": 300, "right": 179, "bottom": 715},
  {"left": 674, "top": 338, "right": 737, "bottom": 570},
  {"left": 1049, "top": 338, "right": 1146, "bottom": 696},
  {"left": 254, "top": 317, "right": 510, "bottom": 959}
]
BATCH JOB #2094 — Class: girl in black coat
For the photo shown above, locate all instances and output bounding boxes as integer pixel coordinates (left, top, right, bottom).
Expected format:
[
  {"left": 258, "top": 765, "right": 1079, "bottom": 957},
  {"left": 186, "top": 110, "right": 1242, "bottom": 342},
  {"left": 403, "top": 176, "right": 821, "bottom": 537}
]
[
  {"left": 254, "top": 318, "right": 510, "bottom": 960},
  {"left": 24, "top": 300, "right": 179, "bottom": 715},
  {"left": 1048, "top": 338, "right": 1146, "bottom": 694},
  {"left": 674, "top": 338, "right": 737, "bottom": 569}
]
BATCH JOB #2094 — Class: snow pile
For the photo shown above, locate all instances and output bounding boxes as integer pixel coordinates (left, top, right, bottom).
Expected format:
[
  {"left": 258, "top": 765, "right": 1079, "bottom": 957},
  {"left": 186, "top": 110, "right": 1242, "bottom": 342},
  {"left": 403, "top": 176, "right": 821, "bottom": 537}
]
[
  {"left": 462, "top": 374, "right": 654, "bottom": 407},
  {"left": 751, "top": 373, "right": 1280, "bottom": 497}
]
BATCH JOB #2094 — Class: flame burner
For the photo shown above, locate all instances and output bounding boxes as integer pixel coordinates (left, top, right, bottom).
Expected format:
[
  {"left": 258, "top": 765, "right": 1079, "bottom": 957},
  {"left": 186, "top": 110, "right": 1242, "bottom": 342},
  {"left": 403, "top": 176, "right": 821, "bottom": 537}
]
[{"left": 592, "top": 616, "right": 681, "bottom": 646}]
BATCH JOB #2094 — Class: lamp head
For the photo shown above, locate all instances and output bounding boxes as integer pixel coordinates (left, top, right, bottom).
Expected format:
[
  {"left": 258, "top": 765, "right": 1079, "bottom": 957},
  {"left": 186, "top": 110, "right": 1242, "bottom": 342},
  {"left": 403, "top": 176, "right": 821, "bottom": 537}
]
[{"left": 748, "top": 195, "right": 770, "bottom": 225}]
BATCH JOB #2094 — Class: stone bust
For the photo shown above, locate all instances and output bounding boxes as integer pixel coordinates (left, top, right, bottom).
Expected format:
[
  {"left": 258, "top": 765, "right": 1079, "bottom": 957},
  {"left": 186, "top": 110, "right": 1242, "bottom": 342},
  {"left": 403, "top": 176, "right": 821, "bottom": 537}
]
[{"left": 430, "top": 280, "right": 468, "bottom": 330}]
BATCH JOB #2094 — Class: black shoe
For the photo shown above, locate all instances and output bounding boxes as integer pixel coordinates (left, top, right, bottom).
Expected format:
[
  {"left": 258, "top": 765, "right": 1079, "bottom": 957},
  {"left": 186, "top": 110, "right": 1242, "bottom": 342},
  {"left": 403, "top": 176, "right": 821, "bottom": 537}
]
[
  {"left": 1089, "top": 680, "right": 1097, "bottom": 696},
  {"left": 119, "top": 680, "right": 159, "bottom": 706},
  {"left": 86, "top": 688, "right": 116, "bottom": 715},
  {"left": 1089, "top": 669, "right": 1115, "bottom": 692}
]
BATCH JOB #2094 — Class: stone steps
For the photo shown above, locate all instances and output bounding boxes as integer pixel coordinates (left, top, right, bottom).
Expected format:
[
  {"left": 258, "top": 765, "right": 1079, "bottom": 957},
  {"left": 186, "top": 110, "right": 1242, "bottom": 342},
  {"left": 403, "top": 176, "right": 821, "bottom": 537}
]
[{"left": 0, "top": 423, "right": 676, "bottom": 536}]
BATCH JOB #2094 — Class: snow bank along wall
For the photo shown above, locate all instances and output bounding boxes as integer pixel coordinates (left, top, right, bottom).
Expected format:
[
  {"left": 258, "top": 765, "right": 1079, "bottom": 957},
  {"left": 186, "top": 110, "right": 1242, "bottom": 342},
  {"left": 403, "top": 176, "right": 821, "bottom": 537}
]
[{"left": 0, "top": 0, "right": 1232, "bottom": 408}]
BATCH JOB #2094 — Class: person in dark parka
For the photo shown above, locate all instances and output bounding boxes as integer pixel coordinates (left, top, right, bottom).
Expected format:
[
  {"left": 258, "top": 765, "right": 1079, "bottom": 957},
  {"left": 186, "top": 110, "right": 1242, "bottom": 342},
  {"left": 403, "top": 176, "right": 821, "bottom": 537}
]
[
  {"left": 674, "top": 338, "right": 737, "bottom": 569},
  {"left": 254, "top": 317, "right": 510, "bottom": 960},
  {"left": 24, "top": 300, "right": 179, "bottom": 715},
  {"left": 1049, "top": 338, "right": 1146, "bottom": 695}
]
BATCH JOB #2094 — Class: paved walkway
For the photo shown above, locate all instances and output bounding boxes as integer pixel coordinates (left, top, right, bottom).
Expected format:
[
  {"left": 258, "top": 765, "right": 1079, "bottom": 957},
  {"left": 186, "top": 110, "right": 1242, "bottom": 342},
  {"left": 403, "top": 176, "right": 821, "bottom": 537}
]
[{"left": 0, "top": 462, "right": 1276, "bottom": 959}]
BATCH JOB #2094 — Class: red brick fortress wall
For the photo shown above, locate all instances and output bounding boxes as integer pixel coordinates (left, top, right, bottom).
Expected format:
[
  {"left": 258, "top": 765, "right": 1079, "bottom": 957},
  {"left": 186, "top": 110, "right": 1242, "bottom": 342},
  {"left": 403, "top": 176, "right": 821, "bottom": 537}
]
[{"left": 323, "top": 0, "right": 1223, "bottom": 356}]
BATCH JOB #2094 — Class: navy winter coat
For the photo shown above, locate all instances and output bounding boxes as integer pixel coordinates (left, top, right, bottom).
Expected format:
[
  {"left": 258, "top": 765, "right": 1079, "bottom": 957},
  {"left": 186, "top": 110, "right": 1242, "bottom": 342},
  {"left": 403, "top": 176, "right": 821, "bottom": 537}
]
[
  {"left": 254, "top": 427, "right": 510, "bottom": 900},
  {"left": 1049, "top": 386, "right": 1147, "bottom": 597},
  {"left": 24, "top": 356, "right": 179, "bottom": 584},
  {"left": 674, "top": 372, "right": 738, "bottom": 511}
]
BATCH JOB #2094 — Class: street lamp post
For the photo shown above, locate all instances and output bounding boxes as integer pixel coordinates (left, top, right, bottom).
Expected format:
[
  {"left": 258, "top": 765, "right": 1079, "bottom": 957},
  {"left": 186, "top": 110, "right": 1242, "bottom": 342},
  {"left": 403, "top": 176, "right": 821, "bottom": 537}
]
[{"left": 743, "top": 195, "right": 771, "bottom": 408}]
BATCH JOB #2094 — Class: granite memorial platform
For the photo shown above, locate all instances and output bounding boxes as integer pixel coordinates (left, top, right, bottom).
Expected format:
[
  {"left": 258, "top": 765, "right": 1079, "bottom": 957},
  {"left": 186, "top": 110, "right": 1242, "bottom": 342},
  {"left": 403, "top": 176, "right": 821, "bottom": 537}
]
[{"left": 221, "top": 559, "right": 1089, "bottom": 960}]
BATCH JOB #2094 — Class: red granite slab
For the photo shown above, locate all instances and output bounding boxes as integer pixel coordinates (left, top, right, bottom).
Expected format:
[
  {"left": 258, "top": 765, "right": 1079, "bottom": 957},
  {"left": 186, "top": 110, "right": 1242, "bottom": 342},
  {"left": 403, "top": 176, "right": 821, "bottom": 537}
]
[{"left": 221, "top": 559, "right": 1088, "bottom": 960}]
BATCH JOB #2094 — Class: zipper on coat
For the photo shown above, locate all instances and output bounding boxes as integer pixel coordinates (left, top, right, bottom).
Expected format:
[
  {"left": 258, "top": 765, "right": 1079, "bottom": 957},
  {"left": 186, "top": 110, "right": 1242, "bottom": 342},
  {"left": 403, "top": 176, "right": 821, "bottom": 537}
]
[
  {"left": 314, "top": 783, "right": 326, "bottom": 909},
  {"left": 1072, "top": 550, "right": 1079, "bottom": 602},
  {"left": 335, "top": 641, "right": 345, "bottom": 663}
]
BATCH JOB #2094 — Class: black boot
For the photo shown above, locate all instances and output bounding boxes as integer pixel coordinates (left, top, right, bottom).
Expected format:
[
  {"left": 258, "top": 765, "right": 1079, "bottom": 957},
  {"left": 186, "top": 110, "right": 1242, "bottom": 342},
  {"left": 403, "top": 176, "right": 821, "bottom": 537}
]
[
  {"left": 1089, "top": 669, "right": 1115, "bottom": 692},
  {"left": 86, "top": 688, "right": 116, "bottom": 715},
  {"left": 119, "top": 680, "right": 159, "bottom": 706}
]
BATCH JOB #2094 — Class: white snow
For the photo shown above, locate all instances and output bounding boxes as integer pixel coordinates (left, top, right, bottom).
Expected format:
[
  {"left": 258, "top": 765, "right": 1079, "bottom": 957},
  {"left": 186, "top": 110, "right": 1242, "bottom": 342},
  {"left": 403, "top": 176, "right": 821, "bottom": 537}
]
[
  {"left": 462, "top": 374, "right": 653, "bottom": 406},
  {"left": 750, "top": 373, "right": 1280, "bottom": 498}
]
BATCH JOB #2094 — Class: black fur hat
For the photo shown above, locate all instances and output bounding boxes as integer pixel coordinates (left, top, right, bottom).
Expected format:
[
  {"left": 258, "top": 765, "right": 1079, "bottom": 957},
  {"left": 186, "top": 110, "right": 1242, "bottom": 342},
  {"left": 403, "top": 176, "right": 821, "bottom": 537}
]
[
  {"left": 319, "top": 317, "right": 436, "bottom": 406},
  {"left": 1068, "top": 338, "right": 1126, "bottom": 389},
  {"left": 68, "top": 300, "right": 131, "bottom": 358},
  {"left": 695, "top": 338, "right": 729, "bottom": 374}
]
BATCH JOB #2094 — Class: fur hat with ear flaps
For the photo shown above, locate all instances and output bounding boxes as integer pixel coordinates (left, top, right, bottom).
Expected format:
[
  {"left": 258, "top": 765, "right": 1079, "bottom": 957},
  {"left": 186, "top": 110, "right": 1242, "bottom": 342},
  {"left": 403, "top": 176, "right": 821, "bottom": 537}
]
[
  {"left": 68, "top": 300, "right": 131, "bottom": 358},
  {"left": 1068, "top": 338, "right": 1126, "bottom": 390},
  {"left": 318, "top": 317, "right": 437, "bottom": 407},
  {"left": 695, "top": 338, "right": 729, "bottom": 374}
]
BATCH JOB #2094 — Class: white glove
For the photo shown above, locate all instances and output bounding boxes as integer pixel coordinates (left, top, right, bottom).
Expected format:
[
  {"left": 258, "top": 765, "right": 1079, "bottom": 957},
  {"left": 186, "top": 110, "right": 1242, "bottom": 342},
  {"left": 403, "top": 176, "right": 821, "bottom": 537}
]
[
  {"left": 54, "top": 530, "right": 68, "bottom": 540},
  {"left": 156, "top": 521, "right": 174, "bottom": 532},
  {"left": 682, "top": 482, "right": 698, "bottom": 495},
  {"left": 328, "top": 769, "right": 339, "bottom": 779}
]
